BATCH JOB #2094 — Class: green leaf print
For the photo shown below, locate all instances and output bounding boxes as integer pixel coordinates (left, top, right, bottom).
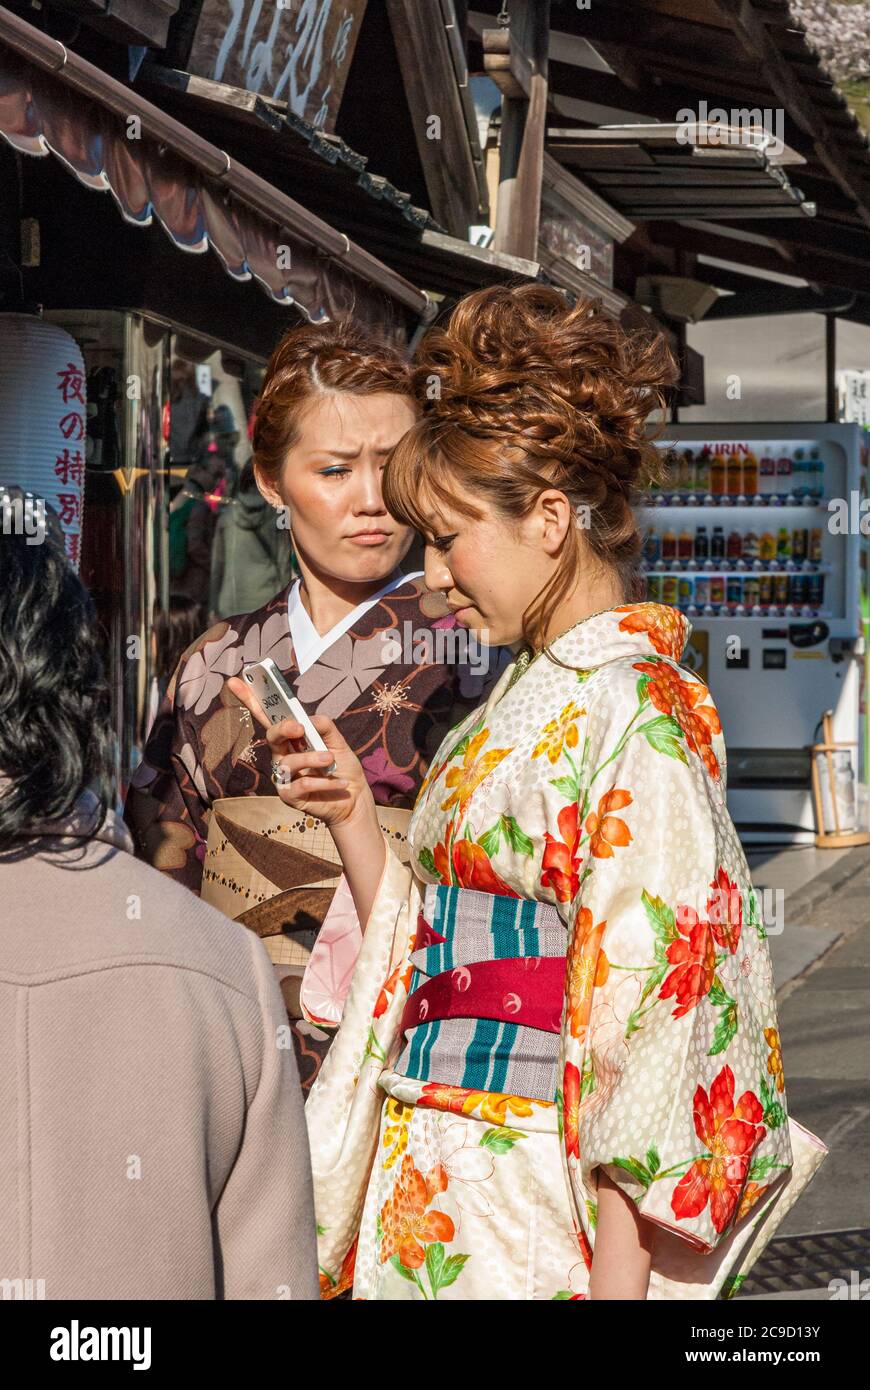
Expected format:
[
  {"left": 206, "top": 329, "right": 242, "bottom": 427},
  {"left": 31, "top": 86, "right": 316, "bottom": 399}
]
[
  {"left": 708, "top": 978, "right": 732, "bottom": 1007},
  {"left": 549, "top": 772, "right": 581, "bottom": 801},
  {"left": 479, "top": 1126, "right": 526, "bottom": 1155},
  {"left": 448, "top": 721, "right": 484, "bottom": 763},
  {"left": 763, "top": 1099, "right": 786, "bottom": 1130},
  {"left": 708, "top": 998, "right": 738, "bottom": 1056},
  {"left": 642, "top": 889, "right": 678, "bottom": 945},
  {"left": 319, "top": 1265, "right": 337, "bottom": 1288},
  {"left": 635, "top": 675, "right": 651, "bottom": 704},
  {"left": 479, "top": 821, "right": 502, "bottom": 858},
  {"left": 747, "top": 1153, "right": 781, "bottom": 1183},
  {"left": 424, "top": 1243, "right": 471, "bottom": 1299},
  {"left": 437, "top": 1253, "right": 471, "bottom": 1293},
  {"left": 646, "top": 1144, "right": 661, "bottom": 1176},
  {"left": 580, "top": 1056, "right": 596, "bottom": 1099},
  {"left": 610, "top": 1155, "right": 654, "bottom": 1189},
  {"left": 503, "top": 815, "right": 534, "bottom": 857},
  {"left": 552, "top": 1289, "right": 577, "bottom": 1300},
  {"left": 721, "top": 1274, "right": 747, "bottom": 1299},
  {"left": 745, "top": 886, "right": 767, "bottom": 941},
  {"left": 417, "top": 846, "right": 437, "bottom": 877},
  {"left": 556, "top": 1086, "right": 564, "bottom": 1140},
  {"left": 640, "top": 713, "right": 689, "bottom": 765},
  {"left": 316, "top": 1223, "right": 326, "bottom": 1236},
  {"left": 389, "top": 1255, "right": 420, "bottom": 1285},
  {"left": 585, "top": 1198, "right": 598, "bottom": 1229}
]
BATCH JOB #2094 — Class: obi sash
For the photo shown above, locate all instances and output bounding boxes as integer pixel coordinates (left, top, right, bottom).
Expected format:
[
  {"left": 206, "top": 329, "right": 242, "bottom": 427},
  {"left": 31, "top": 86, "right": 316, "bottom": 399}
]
[{"left": 392, "top": 883, "right": 567, "bottom": 1099}]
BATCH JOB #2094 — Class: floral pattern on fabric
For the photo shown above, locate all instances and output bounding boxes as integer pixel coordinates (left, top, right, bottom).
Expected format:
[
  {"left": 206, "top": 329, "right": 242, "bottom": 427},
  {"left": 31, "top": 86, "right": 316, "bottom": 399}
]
[{"left": 304, "top": 602, "right": 826, "bottom": 1299}]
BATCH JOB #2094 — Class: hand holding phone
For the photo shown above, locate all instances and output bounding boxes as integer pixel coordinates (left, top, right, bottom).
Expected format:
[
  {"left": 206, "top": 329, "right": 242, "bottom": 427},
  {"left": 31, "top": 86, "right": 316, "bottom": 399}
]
[
  {"left": 226, "top": 661, "right": 373, "bottom": 829},
  {"left": 241, "top": 658, "right": 337, "bottom": 775}
]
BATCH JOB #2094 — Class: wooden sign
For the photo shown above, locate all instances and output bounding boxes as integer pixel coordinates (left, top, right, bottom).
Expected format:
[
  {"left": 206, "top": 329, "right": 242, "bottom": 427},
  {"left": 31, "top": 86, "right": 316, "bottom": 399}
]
[{"left": 188, "top": 0, "right": 369, "bottom": 129}]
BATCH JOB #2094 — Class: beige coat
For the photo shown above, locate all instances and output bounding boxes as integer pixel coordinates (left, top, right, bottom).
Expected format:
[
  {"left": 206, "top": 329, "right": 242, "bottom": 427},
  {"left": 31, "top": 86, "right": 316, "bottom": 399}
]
[{"left": 0, "top": 803, "right": 318, "bottom": 1300}]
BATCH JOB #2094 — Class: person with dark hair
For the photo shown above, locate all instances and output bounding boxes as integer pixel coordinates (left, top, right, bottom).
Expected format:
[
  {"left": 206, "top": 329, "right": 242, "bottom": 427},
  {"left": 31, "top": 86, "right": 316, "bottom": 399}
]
[
  {"left": 153, "top": 593, "right": 207, "bottom": 690},
  {"left": 0, "top": 531, "right": 318, "bottom": 1300},
  {"left": 232, "top": 283, "right": 827, "bottom": 1302}
]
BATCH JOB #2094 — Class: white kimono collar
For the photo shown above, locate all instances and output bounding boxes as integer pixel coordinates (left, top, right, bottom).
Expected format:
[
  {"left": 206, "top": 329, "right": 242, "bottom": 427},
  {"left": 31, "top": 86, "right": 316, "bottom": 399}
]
[{"left": 288, "top": 568, "right": 424, "bottom": 675}]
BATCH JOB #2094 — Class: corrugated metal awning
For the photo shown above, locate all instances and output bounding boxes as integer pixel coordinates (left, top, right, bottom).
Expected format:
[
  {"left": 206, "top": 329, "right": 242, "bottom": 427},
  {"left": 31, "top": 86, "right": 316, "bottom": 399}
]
[{"left": 546, "top": 122, "right": 816, "bottom": 221}]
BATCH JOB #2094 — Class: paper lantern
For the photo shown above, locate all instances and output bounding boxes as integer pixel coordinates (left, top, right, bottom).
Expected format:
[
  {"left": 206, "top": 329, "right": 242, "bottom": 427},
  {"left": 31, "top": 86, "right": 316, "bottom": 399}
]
[{"left": 0, "top": 314, "right": 86, "bottom": 569}]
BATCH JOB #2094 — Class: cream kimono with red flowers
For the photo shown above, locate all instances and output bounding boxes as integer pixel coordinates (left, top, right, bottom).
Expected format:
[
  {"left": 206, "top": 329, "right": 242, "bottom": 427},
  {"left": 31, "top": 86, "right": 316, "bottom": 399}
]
[{"left": 305, "top": 602, "right": 827, "bottom": 1301}]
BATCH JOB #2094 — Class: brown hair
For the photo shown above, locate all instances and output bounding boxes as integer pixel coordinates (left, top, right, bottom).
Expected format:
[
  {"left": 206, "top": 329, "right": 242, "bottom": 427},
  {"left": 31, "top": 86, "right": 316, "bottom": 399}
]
[
  {"left": 252, "top": 316, "right": 416, "bottom": 484},
  {"left": 382, "top": 282, "right": 678, "bottom": 658}
]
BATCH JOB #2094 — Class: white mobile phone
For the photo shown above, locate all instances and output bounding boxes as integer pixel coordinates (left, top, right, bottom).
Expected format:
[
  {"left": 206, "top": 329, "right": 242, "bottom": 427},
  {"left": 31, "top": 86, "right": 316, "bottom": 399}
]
[{"left": 241, "top": 658, "right": 337, "bottom": 775}]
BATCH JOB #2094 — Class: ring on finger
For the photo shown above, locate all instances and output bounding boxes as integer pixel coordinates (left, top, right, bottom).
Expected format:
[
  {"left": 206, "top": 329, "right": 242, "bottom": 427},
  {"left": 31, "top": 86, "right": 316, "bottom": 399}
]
[{"left": 270, "top": 758, "right": 290, "bottom": 787}]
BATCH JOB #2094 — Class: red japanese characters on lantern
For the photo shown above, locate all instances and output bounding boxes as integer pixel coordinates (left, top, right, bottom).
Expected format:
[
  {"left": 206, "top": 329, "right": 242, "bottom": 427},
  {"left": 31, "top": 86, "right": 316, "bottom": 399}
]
[{"left": 0, "top": 316, "right": 87, "bottom": 570}]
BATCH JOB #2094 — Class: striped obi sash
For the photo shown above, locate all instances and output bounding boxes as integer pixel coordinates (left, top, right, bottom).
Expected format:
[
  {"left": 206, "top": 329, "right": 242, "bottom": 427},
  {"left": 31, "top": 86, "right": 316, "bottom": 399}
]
[{"left": 392, "top": 883, "right": 567, "bottom": 1099}]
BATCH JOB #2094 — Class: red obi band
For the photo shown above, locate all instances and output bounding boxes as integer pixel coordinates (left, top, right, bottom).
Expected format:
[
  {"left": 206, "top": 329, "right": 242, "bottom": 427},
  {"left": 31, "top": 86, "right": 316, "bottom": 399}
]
[{"left": 400, "top": 956, "right": 565, "bottom": 1036}]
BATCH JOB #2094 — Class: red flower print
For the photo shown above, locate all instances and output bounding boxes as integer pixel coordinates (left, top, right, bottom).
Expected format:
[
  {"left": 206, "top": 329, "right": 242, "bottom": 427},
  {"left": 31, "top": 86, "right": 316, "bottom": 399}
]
[
  {"left": 563, "top": 1062, "right": 581, "bottom": 1160},
  {"left": 584, "top": 788, "right": 632, "bottom": 859},
  {"left": 633, "top": 659, "right": 722, "bottom": 779},
  {"left": 658, "top": 904, "right": 718, "bottom": 1018},
  {"left": 379, "top": 1153, "right": 455, "bottom": 1269},
  {"left": 541, "top": 802, "right": 582, "bottom": 902},
  {"left": 671, "top": 1064, "right": 766, "bottom": 1234},
  {"left": 453, "top": 838, "right": 520, "bottom": 896},
  {"left": 706, "top": 867, "right": 742, "bottom": 954}
]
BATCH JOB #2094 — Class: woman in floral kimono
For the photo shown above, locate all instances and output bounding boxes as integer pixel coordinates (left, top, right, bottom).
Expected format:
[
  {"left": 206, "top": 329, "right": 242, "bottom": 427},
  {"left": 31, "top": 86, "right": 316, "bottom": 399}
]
[
  {"left": 125, "top": 315, "right": 507, "bottom": 1091},
  {"left": 230, "top": 284, "right": 827, "bottom": 1300}
]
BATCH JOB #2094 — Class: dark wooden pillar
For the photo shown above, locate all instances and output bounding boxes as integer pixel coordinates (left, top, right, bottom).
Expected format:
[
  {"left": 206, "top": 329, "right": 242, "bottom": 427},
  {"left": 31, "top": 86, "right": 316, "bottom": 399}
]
[{"left": 484, "top": 1, "right": 550, "bottom": 261}]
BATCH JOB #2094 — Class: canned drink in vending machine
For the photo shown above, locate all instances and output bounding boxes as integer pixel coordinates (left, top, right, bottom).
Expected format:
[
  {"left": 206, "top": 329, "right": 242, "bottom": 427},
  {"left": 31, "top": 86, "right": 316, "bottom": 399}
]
[
  {"left": 743, "top": 575, "right": 760, "bottom": 607},
  {"left": 774, "top": 573, "right": 790, "bottom": 604},
  {"left": 726, "top": 576, "right": 742, "bottom": 606},
  {"left": 759, "top": 573, "right": 773, "bottom": 605},
  {"left": 646, "top": 573, "right": 663, "bottom": 602},
  {"left": 808, "top": 573, "right": 825, "bottom": 608},
  {"left": 790, "top": 573, "right": 808, "bottom": 605},
  {"left": 678, "top": 576, "right": 693, "bottom": 608},
  {"left": 662, "top": 574, "right": 679, "bottom": 606},
  {"left": 694, "top": 575, "right": 711, "bottom": 606},
  {"left": 710, "top": 575, "right": 726, "bottom": 605}
]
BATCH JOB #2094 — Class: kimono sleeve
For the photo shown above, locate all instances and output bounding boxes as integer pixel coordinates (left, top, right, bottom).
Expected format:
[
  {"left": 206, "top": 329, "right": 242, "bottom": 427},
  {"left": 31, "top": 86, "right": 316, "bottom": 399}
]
[
  {"left": 303, "top": 842, "right": 420, "bottom": 1298},
  {"left": 123, "top": 656, "right": 212, "bottom": 894},
  {"left": 556, "top": 662, "right": 795, "bottom": 1277}
]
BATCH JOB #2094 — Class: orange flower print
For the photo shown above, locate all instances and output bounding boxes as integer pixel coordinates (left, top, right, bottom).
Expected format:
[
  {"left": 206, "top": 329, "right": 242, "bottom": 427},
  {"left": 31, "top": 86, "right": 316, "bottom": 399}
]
[
  {"left": 566, "top": 907, "right": 609, "bottom": 1041},
  {"left": 563, "top": 1062, "right": 581, "bottom": 1160},
  {"left": 616, "top": 602, "right": 685, "bottom": 658},
  {"left": 736, "top": 1181, "right": 770, "bottom": 1223},
  {"left": 532, "top": 701, "right": 585, "bottom": 764},
  {"left": 321, "top": 1239, "right": 357, "bottom": 1300},
  {"left": 633, "top": 659, "right": 722, "bottom": 779},
  {"left": 541, "top": 802, "right": 582, "bottom": 902},
  {"left": 585, "top": 788, "right": 633, "bottom": 859},
  {"left": 374, "top": 959, "right": 415, "bottom": 1019},
  {"left": 441, "top": 727, "right": 512, "bottom": 814},
  {"left": 380, "top": 1153, "right": 455, "bottom": 1270},
  {"left": 764, "top": 1027, "right": 785, "bottom": 1093},
  {"left": 417, "top": 1083, "right": 547, "bottom": 1126},
  {"left": 670, "top": 1065, "right": 766, "bottom": 1234}
]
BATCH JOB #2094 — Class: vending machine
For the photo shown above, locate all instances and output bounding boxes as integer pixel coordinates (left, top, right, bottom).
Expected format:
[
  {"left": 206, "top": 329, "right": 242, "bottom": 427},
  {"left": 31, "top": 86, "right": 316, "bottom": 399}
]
[{"left": 641, "top": 422, "right": 864, "bottom": 843}]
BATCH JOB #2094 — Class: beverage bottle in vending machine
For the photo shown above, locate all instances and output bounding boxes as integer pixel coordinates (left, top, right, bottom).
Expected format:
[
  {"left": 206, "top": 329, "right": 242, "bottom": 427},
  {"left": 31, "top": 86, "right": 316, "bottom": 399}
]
[
  {"left": 776, "top": 527, "right": 792, "bottom": 562},
  {"left": 662, "top": 527, "right": 677, "bottom": 560},
  {"left": 809, "top": 528, "right": 823, "bottom": 562},
  {"left": 694, "top": 575, "right": 711, "bottom": 606},
  {"left": 678, "top": 524, "right": 694, "bottom": 560},
  {"left": 792, "top": 448, "right": 805, "bottom": 496},
  {"left": 726, "top": 452, "right": 742, "bottom": 495},
  {"left": 643, "top": 529, "right": 661, "bottom": 564},
  {"left": 742, "top": 450, "right": 759, "bottom": 495},
  {"left": 775, "top": 452, "right": 792, "bottom": 493},
  {"left": 727, "top": 528, "right": 743, "bottom": 559},
  {"left": 694, "top": 525, "right": 710, "bottom": 560},
  {"left": 792, "top": 527, "right": 808, "bottom": 563},
  {"left": 760, "top": 530, "right": 777, "bottom": 562},
  {"left": 710, "top": 575, "right": 726, "bottom": 605},
  {"left": 744, "top": 530, "right": 760, "bottom": 561},
  {"left": 662, "top": 575, "right": 679, "bottom": 606},
  {"left": 695, "top": 446, "right": 711, "bottom": 493},
  {"left": 759, "top": 452, "right": 776, "bottom": 495},
  {"left": 711, "top": 525, "right": 725, "bottom": 559},
  {"left": 710, "top": 450, "right": 727, "bottom": 495},
  {"left": 808, "top": 573, "right": 825, "bottom": 608}
]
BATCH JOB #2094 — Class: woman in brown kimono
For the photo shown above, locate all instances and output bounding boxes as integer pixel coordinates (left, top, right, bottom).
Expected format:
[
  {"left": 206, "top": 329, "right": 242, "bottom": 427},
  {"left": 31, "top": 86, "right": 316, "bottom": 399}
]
[{"left": 125, "top": 315, "right": 509, "bottom": 1090}]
